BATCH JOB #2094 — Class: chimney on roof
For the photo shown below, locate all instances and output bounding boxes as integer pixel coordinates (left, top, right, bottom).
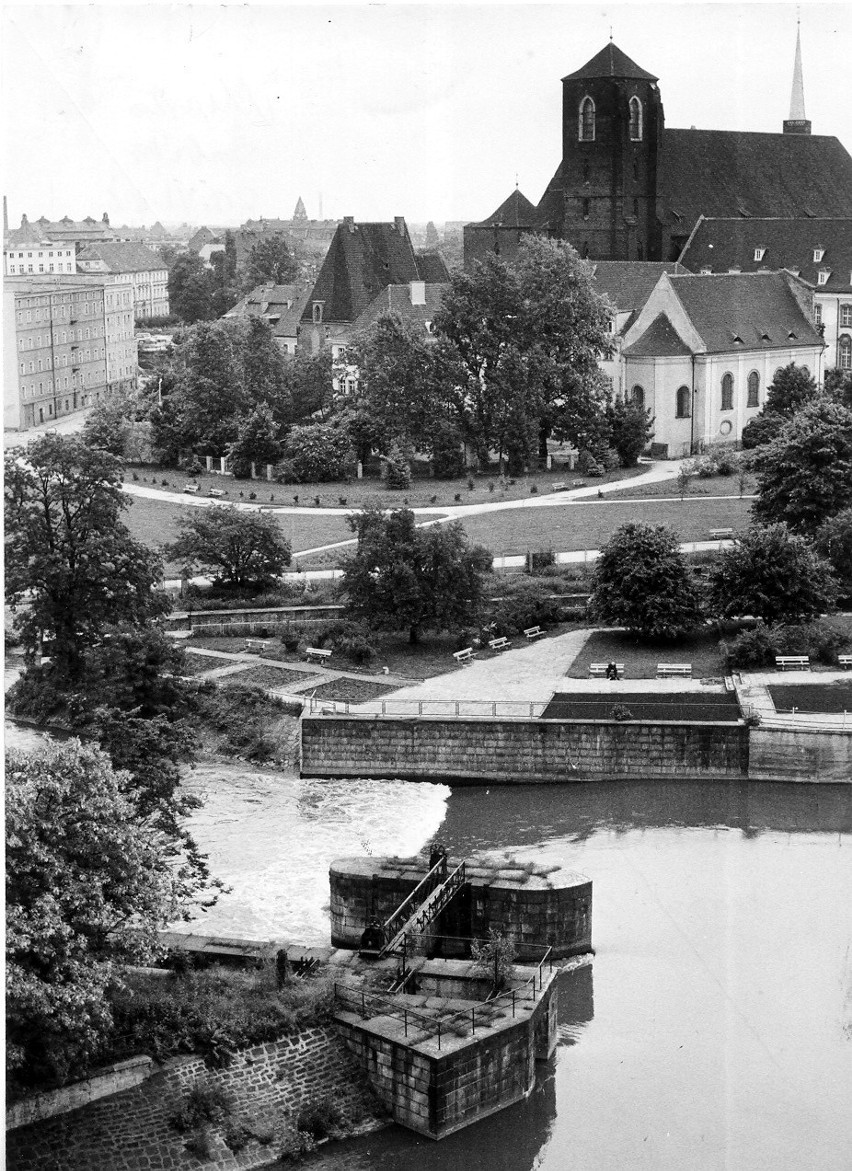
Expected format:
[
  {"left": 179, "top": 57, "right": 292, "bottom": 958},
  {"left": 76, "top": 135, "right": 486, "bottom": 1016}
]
[
  {"left": 102, "top": 212, "right": 110, "bottom": 224},
  {"left": 343, "top": 216, "right": 355, "bottom": 234},
  {"left": 784, "top": 23, "right": 812, "bottom": 134},
  {"left": 410, "top": 280, "right": 426, "bottom": 306},
  {"left": 394, "top": 216, "right": 406, "bottom": 237},
  {"left": 20, "top": 213, "right": 28, "bottom": 226}
]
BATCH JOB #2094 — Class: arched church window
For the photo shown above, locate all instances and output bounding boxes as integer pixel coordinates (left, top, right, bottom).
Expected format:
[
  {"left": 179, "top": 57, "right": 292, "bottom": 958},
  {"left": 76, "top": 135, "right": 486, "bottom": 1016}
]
[
  {"left": 721, "top": 372, "right": 734, "bottom": 410},
  {"left": 747, "top": 371, "right": 760, "bottom": 408},
  {"left": 631, "top": 385, "right": 645, "bottom": 409},
  {"left": 676, "top": 386, "right": 691, "bottom": 418},
  {"left": 579, "top": 97, "right": 595, "bottom": 142},
  {"left": 839, "top": 335, "right": 852, "bottom": 370},
  {"left": 629, "top": 97, "right": 643, "bottom": 141}
]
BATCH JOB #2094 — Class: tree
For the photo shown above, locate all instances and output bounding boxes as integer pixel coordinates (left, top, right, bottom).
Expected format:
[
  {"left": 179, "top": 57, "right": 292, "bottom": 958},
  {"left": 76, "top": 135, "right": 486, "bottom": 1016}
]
[
  {"left": 709, "top": 524, "right": 837, "bottom": 624},
  {"left": 168, "top": 505, "right": 292, "bottom": 588},
  {"left": 169, "top": 322, "right": 250, "bottom": 455},
  {"left": 425, "top": 221, "right": 440, "bottom": 248},
  {"left": 278, "top": 417, "right": 353, "bottom": 482},
  {"left": 168, "top": 253, "right": 216, "bottom": 323},
  {"left": 606, "top": 398, "right": 655, "bottom": 467},
  {"left": 751, "top": 398, "right": 852, "bottom": 532},
  {"left": 4, "top": 436, "right": 166, "bottom": 681},
  {"left": 242, "top": 316, "right": 287, "bottom": 407},
  {"left": 6, "top": 741, "right": 197, "bottom": 1090},
  {"left": 81, "top": 391, "right": 134, "bottom": 456},
  {"left": 764, "top": 362, "right": 818, "bottom": 416},
  {"left": 281, "top": 346, "right": 335, "bottom": 424},
  {"left": 240, "top": 233, "right": 299, "bottom": 291},
  {"left": 814, "top": 508, "right": 852, "bottom": 592},
  {"left": 825, "top": 366, "right": 852, "bottom": 410},
  {"left": 343, "top": 507, "right": 492, "bottom": 643},
  {"left": 229, "top": 403, "right": 284, "bottom": 478},
  {"left": 590, "top": 522, "right": 705, "bottom": 638}
]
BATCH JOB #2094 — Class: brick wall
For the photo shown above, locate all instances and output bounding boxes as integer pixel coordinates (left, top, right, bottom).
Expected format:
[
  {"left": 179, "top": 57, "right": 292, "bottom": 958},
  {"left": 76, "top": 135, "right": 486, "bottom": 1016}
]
[
  {"left": 301, "top": 715, "right": 749, "bottom": 784},
  {"left": 6, "top": 1028, "right": 380, "bottom": 1171}
]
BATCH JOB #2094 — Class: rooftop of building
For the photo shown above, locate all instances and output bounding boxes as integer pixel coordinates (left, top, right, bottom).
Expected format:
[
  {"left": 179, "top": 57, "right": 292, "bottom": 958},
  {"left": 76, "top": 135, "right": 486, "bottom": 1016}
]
[
  {"left": 562, "top": 41, "right": 658, "bottom": 83},
  {"left": 77, "top": 241, "right": 167, "bottom": 272},
  {"left": 471, "top": 188, "right": 538, "bottom": 229},
  {"left": 352, "top": 281, "right": 450, "bottom": 333},
  {"left": 590, "top": 261, "right": 685, "bottom": 312}
]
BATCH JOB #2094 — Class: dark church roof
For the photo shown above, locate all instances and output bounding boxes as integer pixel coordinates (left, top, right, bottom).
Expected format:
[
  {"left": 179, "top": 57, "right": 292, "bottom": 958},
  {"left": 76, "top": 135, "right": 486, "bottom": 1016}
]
[
  {"left": 473, "top": 189, "right": 538, "bottom": 228},
  {"left": 677, "top": 217, "right": 852, "bottom": 293},
  {"left": 563, "top": 42, "right": 657, "bottom": 82},
  {"left": 622, "top": 313, "right": 692, "bottom": 357},
  {"left": 590, "top": 261, "right": 684, "bottom": 312},
  {"left": 659, "top": 130, "right": 852, "bottom": 228},
  {"left": 301, "top": 220, "right": 445, "bottom": 324}
]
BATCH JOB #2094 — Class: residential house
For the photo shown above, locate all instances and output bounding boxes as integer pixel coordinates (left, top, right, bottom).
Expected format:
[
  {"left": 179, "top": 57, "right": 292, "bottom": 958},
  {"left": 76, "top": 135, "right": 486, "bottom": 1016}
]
[
  {"left": 77, "top": 241, "right": 170, "bottom": 319},
  {"left": 223, "top": 282, "right": 312, "bottom": 355}
]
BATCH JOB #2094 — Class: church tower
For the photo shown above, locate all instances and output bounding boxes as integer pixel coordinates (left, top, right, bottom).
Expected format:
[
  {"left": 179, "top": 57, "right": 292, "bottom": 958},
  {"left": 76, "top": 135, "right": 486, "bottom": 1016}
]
[
  {"left": 783, "top": 24, "right": 811, "bottom": 134},
  {"left": 538, "top": 42, "right": 664, "bottom": 261}
]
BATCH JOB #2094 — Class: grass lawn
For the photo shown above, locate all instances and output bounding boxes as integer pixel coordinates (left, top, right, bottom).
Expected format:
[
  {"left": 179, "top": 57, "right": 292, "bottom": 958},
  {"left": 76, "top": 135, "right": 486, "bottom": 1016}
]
[
  {"left": 309, "top": 678, "right": 400, "bottom": 704},
  {"left": 603, "top": 471, "right": 757, "bottom": 500},
  {"left": 457, "top": 496, "right": 754, "bottom": 557},
  {"left": 767, "top": 682, "right": 852, "bottom": 714},
  {"left": 179, "top": 651, "right": 228, "bottom": 676},
  {"left": 219, "top": 664, "right": 311, "bottom": 690},
  {"left": 565, "top": 628, "right": 726, "bottom": 681},
  {"left": 541, "top": 690, "right": 740, "bottom": 722}
]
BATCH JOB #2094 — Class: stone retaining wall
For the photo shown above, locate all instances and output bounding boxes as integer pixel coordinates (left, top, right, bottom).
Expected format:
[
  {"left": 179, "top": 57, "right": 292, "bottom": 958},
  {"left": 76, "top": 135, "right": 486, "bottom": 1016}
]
[
  {"left": 749, "top": 727, "right": 852, "bottom": 782},
  {"left": 302, "top": 715, "right": 749, "bottom": 783},
  {"left": 6, "top": 1028, "right": 380, "bottom": 1171}
]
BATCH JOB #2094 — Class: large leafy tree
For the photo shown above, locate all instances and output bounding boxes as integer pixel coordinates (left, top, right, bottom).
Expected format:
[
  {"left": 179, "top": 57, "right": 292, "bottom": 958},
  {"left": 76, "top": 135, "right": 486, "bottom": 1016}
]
[
  {"left": 4, "top": 436, "right": 166, "bottom": 681},
  {"left": 168, "top": 505, "right": 292, "bottom": 588},
  {"left": 6, "top": 741, "right": 201, "bottom": 1091},
  {"left": 242, "top": 316, "right": 288, "bottom": 407},
  {"left": 814, "top": 507, "right": 852, "bottom": 593},
  {"left": 590, "top": 522, "right": 705, "bottom": 638},
  {"left": 343, "top": 507, "right": 492, "bottom": 643},
  {"left": 281, "top": 346, "right": 335, "bottom": 424},
  {"left": 433, "top": 236, "right": 613, "bottom": 470},
  {"left": 168, "top": 322, "right": 250, "bottom": 455},
  {"left": 751, "top": 397, "right": 852, "bottom": 532},
  {"left": 709, "top": 524, "right": 837, "bottom": 624},
  {"left": 240, "top": 233, "right": 299, "bottom": 291},
  {"left": 229, "top": 403, "right": 284, "bottom": 477},
  {"left": 825, "top": 366, "right": 852, "bottom": 410},
  {"left": 167, "top": 252, "right": 216, "bottom": 323},
  {"left": 606, "top": 398, "right": 655, "bottom": 467},
  {"left": 764, "top": 362, "right": 818, "bottom": 416}
]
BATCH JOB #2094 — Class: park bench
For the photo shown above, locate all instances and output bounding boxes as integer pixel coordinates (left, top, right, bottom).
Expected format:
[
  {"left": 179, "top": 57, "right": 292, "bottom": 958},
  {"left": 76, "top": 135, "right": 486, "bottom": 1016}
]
[
  {"left": 838, "top": 655, "right": 852, "bottom": 670},
  {"left": 453, "top": 647, "right": 475, "bottom": 665},
  {"left": 488, "top": 636, "right": 511, "bottom": 652},
  {"left": 244, "top": 638, "right": 270, "bottom": 654},
  {"left": 775, "top": 655, "right": 810, "bottom": 671},
  {"left": 709, "top": 528, "right": 733, "bottom": 540},
  {"left": 551, "top": 481, "right": 567, "bottom": 492},
  {"left": 571, "top": 479, "right": 586, "bottom": 487},
  {"left": 657, "top": 663, "right": 692, "bottom": 678},
  {"left": 524, "top": 626, "right": 546, "bottom": 641},
  {"left": 183, "top": 482, "right": 199, "bottom": 494},
  {"left": 589, "top": 662, "right": 625, "bottom": 678},
  {"left": 208, "top": 488, "right": 227, "bottom": 498},
  {"left": 724, "top": 675, "right": 736, "bottom": 692},
  {"left": 305, "top": 646, "right": 332, "bottom": 664}
]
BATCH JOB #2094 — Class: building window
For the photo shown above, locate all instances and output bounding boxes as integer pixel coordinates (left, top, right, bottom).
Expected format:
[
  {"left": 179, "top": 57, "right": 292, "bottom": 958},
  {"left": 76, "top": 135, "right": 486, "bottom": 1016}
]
[
  {"left": 817, "top": 271, "right": 830, "bottom": 285},
  {"left": 753, "top": 248, "right": 766, "bottom": 261},
  {"left": 629, "top": 96, "right": 643, "bottom": 141},
  {"left": 631, "top": 385, "right": 645, "bottom": 409},
  {"left": 579, "top": 96, "right": 595, "bottom": 141},
  {"left": 840, "top": 304, "right": 852, "bottom": 327},
  {"left": 675, "top": 385, "right": 690, "bottom": 418},
  {"left": 813, "top": 249, "right": 825, "bottom": 262},
  {"left": 747, "top": 370, "right": 760, "bottom": 407},
  {"left": 839, "top": 335, "right": 852, "bottom": 370},
  {"left": 312, "top": 302, "right": 323, "bottom": 323},
  {"left": 721, "top": 372, "right": 734, "bottom": 410},
  {"left": 814, "top": 303, "right": 823, "bottom": 326}
]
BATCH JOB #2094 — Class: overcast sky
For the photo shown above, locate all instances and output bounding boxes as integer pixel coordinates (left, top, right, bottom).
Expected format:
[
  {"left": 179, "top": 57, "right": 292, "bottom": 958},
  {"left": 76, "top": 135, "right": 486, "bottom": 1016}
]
[{"left": 2, "top": 2, "right": 850, "bottom": 229}]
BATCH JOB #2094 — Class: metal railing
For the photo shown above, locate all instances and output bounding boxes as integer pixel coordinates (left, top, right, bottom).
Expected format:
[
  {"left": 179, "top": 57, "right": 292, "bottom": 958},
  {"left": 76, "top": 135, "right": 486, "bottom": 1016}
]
[
  {"left": 307, "top": 697, "right": 744, "bottom": 720},
  {"left": 384, "top": 862, "right": 467, "bottom": 958},
  {"left": 380, "top": 854, "right": 448, "bottom": 952}
]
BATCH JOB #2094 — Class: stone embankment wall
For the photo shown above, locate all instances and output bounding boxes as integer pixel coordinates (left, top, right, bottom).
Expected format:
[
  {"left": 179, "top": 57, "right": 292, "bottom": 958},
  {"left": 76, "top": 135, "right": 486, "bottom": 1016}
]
[
  {"left": 6, "top": 1028, "right": 379, "bottom": 1171},
  {"left": 749, "top": 727, "right": 852, "bottom": 782},
  {"left": 166, "top": 604, "right": 344, "bottom": 633},
  {"left": 302, "top": 716, "right": 749, "bottom": 783}
]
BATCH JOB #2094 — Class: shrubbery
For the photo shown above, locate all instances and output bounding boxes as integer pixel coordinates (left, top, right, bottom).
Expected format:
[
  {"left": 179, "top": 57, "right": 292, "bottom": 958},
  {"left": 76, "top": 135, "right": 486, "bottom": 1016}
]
[
  {"left": 490, "top": 579, "right": 563, "bottom": 634},
  {"left": 721, "top": 620, "right": 851, "bottom": 670},
  {"left": 192, "top": 681, "right": 289, "bottom": 761},
  {"left": 276, "top": 421, "right": 351, "bottom": 483}
]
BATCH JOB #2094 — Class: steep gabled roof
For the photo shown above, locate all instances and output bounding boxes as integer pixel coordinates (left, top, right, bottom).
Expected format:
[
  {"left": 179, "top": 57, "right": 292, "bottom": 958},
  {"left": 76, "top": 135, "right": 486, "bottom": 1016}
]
[
  {"left": 351, "top": 282, "right": 450, "bottom": 334},
  {"left": 622, "top": 312, "right": 693, "bottom": 357},
  {"left": 415, "top": 251, "right": 451, "bottom": 283},
  {"left": 590, "top": 261, "right": 684, "bottom": 312},
  {"left": 301, "top": 219, "right": 429, "bottom": 324},
  {"left": 659, "top": 130, "right": 852, "bottom": 228},
  {"left": 77, "top": 241, "right": 167, "bottom": 273},
  {"left": 677, "top": 216, "right": 852, "bottom": 293},
  {"left": 562, "top": 42, "right": 657, "bottom": 82},
  {"left": 472, "top": 189, "right": 538, "bottom": 228},
  {"left": 668, "top": 271, "right": 823, "bottom": 353}
]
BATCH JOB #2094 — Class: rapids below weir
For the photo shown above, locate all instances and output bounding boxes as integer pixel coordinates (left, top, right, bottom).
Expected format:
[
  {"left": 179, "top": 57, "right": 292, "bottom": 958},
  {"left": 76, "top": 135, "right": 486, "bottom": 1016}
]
[{"left": 6, "top": 724, "right": 852, "bottom": 1170}]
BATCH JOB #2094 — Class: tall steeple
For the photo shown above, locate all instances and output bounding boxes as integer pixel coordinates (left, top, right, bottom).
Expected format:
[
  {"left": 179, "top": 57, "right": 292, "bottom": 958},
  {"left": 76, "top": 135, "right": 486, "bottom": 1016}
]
[{"left": 783, "top": 22, "right": 811, "bottom": 134}]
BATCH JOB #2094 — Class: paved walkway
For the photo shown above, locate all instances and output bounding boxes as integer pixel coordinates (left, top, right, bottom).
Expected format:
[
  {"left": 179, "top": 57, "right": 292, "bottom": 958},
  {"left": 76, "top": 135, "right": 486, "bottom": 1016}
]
[{"left": 734, "top": 669, "right": 852, "bottom": 729}]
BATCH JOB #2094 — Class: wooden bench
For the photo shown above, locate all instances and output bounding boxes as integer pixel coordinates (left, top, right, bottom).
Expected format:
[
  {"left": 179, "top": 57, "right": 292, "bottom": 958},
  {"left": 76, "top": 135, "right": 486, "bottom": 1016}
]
[
  {"left": 589, "top": 662, "right": 625, "bottom": 678},
  {"left": 453, "top": 647, "right": 475, "bottom": 665},
  {"left": 551, "top": 482, "right": 566, "bottom": 492},
  {"left": 709, "top": 528, "right": 733, "bottom": 540},
  {"left": 571, "top": 479, "right": 586, "bottom": 487},
  {"left": 524, "top": 626, "right": 546, "bottom": 641},
  {"left": 488, "top": 636, "right": 511, "bottom": 652},
  {"left": 183, "top": 483, "right": 199, "bottom": 494},
  {"left": 657, "top": 663, "right": 692, "bottom": 678},
  {"left": 244, "top": 638, "right": 270, "bottom": 654},
  {"left": 775, "top": 655, "right": 810, "bottom": 671},
  {"left": 838, "top": 655, "right": 852, "bottom": 670},
  {"left": 208, "top": 488, "right": 227, "bottom": 498},
  {"left": 305, "top": 646, "right": 332, "bottom": 664}
]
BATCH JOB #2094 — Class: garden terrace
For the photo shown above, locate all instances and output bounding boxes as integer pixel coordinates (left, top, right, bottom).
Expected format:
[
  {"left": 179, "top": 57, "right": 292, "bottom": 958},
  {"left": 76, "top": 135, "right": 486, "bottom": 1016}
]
[
  {"left": 767, "top": 682, "right": 852, "bottom": 714},
  {"left": 540, "top": 691, "right": 742, "bottom": 723}
]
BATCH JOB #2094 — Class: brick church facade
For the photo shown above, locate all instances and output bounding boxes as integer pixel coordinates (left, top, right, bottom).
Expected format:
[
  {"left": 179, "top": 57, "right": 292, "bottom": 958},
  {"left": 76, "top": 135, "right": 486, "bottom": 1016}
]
[{"left": 465, "top": 40, "right": 852, "bottom": 268}]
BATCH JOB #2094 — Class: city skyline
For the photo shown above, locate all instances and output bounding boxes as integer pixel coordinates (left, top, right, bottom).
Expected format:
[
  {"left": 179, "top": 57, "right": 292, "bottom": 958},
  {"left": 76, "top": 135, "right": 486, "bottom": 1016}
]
[{"left": 2, "top": 2, "right": 851, "bottom": 228}]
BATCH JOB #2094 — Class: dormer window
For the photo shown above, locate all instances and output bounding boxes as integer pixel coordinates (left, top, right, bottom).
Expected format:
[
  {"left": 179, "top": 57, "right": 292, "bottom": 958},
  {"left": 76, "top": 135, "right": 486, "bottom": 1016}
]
[
  {"left": 579, "top": 96, "right": 595, "bottom": 142},
  {"left": 817, "top": 271, "right": 830, "bottom": 286},
  {"left": 753, "top": 248, "right": 766, "bottom": 262},
  {"left": 813, "top": 249, "right": 825, "bottom": 262},
  {"left": 629, "top": 96, "right": 643, "bottom": 141}
]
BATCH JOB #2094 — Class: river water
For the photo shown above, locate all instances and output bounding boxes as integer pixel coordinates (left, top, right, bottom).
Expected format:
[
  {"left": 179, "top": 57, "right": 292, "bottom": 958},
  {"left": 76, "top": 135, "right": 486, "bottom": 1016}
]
[{"left": 6, "top": 723, "right": 852, "bottom": 1170}]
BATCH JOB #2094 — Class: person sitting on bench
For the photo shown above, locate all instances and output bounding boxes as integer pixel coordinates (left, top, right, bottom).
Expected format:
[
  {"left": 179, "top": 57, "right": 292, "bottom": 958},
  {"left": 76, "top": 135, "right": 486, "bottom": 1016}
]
[{"left": 605, "top": 661, "right": 619, "bottom": 681}]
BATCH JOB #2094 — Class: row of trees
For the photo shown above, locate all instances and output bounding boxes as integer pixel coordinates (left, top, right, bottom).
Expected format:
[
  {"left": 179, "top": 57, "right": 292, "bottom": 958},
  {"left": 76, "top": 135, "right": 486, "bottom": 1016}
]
[{"left": 166, "top": 231, "right": 301, "bottom": 324}]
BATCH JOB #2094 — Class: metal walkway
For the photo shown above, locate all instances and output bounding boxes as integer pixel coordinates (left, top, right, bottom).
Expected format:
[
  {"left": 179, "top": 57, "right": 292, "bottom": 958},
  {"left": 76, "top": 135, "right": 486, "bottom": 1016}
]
[{"left": 378, "top": 852, "right": 467, "bottom": 960}]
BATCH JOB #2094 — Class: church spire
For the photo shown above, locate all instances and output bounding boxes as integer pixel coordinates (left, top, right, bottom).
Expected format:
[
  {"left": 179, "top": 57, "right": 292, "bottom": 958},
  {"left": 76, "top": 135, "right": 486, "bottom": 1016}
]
[{"left": 783, "top": 22, "right": 811, "bottom": 134}]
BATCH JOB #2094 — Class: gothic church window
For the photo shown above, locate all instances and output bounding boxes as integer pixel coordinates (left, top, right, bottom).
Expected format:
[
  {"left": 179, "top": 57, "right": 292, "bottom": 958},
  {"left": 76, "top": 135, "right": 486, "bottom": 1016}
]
[
  {"left": 579, "top": 97, "right": 595, "bottom": 142},
  {"left": 629, "top": 97, "right": 643, "bottom": 141},
  {"left": 747, "top": 371, "right": 760, "bottom": 407},
  {"left": 721, "top": 372, "right": 734, "bottom": 410},
  {"left": 675, "top": 385, "right": 690, "bottom": 418}
]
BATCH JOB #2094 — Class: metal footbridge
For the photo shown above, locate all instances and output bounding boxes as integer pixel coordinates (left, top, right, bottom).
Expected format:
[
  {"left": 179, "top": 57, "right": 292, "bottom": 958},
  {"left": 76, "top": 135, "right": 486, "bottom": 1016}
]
[{"left": 367, "top": 851, "right": 467, "bottom": 961}]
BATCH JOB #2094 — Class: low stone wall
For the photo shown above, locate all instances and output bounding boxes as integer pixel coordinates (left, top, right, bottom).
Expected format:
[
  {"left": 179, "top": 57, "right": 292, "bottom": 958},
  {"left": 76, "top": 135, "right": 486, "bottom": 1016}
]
[
  {"left": 6, "top": 1057, "right": 154, "bottom": 1131},
  {"left": 6, "top": 1028, "right": 379, "bottom": 1171},
  {"left": 749, "top": 727, "right": 852, "bottom": 782},
  {"left": 302, "top": 715, "right": 749, "bottom": 784},
  {"left": 166, "top": 604, "right": 344, "bottom": 633}
]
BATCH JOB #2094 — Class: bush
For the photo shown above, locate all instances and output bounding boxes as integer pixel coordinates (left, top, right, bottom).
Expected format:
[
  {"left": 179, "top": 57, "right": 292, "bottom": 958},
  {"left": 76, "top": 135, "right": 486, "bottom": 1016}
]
[
  {"left": 338, "top": 634, "right": 377, "bottom": 665},
  {"left": 384, "top": 458, "right": 411, "bottom": 490},
  {"left": 491, "top": 579, "right": 562, "bottom": 634},
  {"left": 720, "top": 626, "right": 777, "bottom": 671},
  {"left": 721, "top": 620, "right": 851, "bottom": 670},
  {"left": 276, "top": 420, "right": 351, "bottom": 483},
  {"left": 171, "top": 1080, "right": 235, "bottom": 1133},
  {"left": 295, "top": 1096, "right": 345, "bottom": 1141},
  {"left": 526, "top": 547, "right": 555, "bottom": 573}
]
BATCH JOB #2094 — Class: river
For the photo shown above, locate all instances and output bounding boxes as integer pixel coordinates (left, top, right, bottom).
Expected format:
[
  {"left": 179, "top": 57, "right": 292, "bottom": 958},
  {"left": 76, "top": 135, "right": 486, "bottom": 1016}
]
[{"left": 6, "top": 724, "right": 851, "bottom": 1170}]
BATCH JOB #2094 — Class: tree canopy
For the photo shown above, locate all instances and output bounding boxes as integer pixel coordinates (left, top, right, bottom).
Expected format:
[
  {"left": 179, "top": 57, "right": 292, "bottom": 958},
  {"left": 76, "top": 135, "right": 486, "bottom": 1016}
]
[
  {"left": 590, "top": 522, "right": 705, "bottom": 638},
  {"left": 343, "top": 507, "right": 492, "bottom": 643},
  {"left": 709, "top": 524, "right": 837, "bottom": 624},
  {"left": 168, "top": 505, "right": 292, "bottom": 588},
  {"left": 241, "top": 233, "right": 299, "bottom": 291}
]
